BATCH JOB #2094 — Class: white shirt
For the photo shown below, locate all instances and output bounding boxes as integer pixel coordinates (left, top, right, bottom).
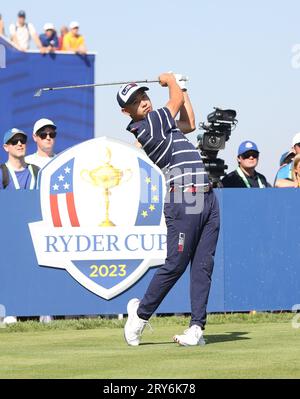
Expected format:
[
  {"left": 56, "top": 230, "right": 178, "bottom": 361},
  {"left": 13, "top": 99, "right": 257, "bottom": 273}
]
[
  {"left": 25, "top": 153, "right": 56, "bottom": 169},
  {"left": 9, "top": 22, "right": 36, "bottom": 50}
]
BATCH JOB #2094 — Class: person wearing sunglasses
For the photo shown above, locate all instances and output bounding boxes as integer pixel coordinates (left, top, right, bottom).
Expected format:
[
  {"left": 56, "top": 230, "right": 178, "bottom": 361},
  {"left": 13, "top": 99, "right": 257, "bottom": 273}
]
[
  {"left": 0, "top": 128, "right": 40, "bottom": 190},
  {"left": 25, "top": 119, "right": 57, "bottom": 324},
  {"left": 0, "top": 128, "right": 40, "bottom": 324},
  {"left": 25, "top": 118, "right": 57, "bottom": 169},
  {"left": 221, "top": 141, "right": 270, "bottom": 188}
]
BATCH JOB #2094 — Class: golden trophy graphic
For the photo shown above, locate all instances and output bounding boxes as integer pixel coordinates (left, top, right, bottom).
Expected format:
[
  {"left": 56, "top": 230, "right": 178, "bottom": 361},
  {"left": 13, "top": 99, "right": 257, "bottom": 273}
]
[{"left": 81, "top": 147, "right": 132, "bottom": 226}]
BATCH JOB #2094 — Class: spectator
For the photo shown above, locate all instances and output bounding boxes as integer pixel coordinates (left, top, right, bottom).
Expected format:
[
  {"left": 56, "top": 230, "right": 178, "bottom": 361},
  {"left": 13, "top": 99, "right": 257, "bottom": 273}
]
[
  {"left": 25, "top": 118, "right": 57, "bottom": 323},
  {"left": 0, "top": 13, "right": 5, "bottom": 36},
  {"left": 58, "top": 25, "right": 68, "bottom": 50},
  {"left": 39, "top": 23, "right": 59, "bottom": 53},
  {"left": 274, "top": 133, "right": 300, "bottom": 187},
  {"left": 276, "top": 154, "right": 300, "bottom": 188},
  {"left": 62, "top": 21, "right": 87, "bottom": 54},
  {"left": 0, "top": 128, "right": 39, "bottom": 324},
  {"left": 9, "top": 10, "right": 42, "bottom": 51},
  {"left": 279, "top": 150, "right": 294, "bottom": 168},
  {"left": 221, "top": 140, "right": 270, "bottom": 188},
  {"left": 292, "top": 154, "right": 300, "bottom": 187},
  {"left": 25, "top": 118, "right": 57, "bottom": 169},
  {"left": 1, "top": 128, "right": 39, "bottom": 190}
]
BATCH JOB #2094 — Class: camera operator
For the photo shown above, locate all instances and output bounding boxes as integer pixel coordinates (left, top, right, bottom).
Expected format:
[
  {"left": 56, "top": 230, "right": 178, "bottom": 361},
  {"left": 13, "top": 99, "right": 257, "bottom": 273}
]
[{"left": 221, "top": 141, "right": 270, "bottom": 188}]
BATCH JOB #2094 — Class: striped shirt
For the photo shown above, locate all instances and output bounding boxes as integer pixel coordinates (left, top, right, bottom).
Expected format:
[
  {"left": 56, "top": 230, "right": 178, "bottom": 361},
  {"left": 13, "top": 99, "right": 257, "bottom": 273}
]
[{"left": 127, "top": 107, "right": 209, "bottom": 188}]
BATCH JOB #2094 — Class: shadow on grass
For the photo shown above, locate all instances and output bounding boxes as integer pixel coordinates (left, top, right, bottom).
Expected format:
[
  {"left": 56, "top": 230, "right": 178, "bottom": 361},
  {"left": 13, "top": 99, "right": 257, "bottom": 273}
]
[
  {"left": 140, "top": 341, "right": 175, "bottom": 346},
  {"left": 139, "top": 332, "right": 250, "bottom": 346},
  {"left": 205, "top": 331, "right": 250, "bottom": 344}
]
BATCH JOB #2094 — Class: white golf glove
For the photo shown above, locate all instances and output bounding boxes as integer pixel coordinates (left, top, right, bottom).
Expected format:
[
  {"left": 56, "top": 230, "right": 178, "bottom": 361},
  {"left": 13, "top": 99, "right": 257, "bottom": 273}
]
[
  {"left": 174, "top": 73, "right": 187, "bottom": 91},
  {"left": 168, "top": 71, "right": 188, "bottom": 91}
]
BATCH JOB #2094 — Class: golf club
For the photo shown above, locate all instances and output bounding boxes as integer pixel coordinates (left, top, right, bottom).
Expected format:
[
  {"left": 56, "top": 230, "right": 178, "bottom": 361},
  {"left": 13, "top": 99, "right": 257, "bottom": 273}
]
[{"left": 33, "top": 76, "right": 188, "bottom": 97}]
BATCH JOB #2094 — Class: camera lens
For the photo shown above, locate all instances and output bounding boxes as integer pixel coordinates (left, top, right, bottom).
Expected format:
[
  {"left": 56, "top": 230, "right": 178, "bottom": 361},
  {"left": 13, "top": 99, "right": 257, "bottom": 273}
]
[{"left": 207, "top": 135, "right": 221, "bottom": 148}]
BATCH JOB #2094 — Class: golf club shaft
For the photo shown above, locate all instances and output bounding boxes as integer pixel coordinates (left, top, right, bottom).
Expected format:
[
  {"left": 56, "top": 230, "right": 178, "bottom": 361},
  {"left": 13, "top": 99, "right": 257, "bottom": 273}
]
[{"left": 34, "top": 76, "right": 188, "bottom": 97}]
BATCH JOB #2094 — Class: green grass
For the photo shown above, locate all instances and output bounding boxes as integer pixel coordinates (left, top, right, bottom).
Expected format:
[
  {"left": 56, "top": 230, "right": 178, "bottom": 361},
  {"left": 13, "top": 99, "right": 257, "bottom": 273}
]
[{"left": 0, "top": 313, "right": 299, "bottom": 379}]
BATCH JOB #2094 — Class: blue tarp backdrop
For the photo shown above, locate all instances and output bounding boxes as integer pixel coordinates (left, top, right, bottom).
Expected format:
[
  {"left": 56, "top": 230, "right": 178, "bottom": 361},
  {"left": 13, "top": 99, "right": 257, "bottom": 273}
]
[
  {"left": 0, "top": 189, "right": 299, "bottom": 316},
  {"left": 0, "top": 37, "right": 94, "bottom": 163}
]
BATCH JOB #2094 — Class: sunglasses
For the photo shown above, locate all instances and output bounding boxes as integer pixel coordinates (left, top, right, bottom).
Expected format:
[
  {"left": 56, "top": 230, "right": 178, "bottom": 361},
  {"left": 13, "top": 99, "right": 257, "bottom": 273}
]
[
  {"left": 37, "top": 131, "right": 57, "bottom": 140},
  {"left": 8, "top": 136, "right": 27, "bottom": 145},
  {"left": 240, "top": 151, "right": 259, "bottom": 159}
]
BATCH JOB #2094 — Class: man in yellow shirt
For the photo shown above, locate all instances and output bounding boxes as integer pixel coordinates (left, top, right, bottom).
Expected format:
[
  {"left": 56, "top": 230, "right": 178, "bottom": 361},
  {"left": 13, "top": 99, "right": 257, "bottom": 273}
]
[{"left": 62, "top": 21, "right": 87, "bottom": 54}]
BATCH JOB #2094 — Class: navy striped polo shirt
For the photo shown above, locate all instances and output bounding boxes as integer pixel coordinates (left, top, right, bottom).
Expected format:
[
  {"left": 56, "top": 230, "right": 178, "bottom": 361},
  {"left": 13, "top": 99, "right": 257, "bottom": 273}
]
[{"left": 127, "top": 107, "right": 209, "bottom": 188}]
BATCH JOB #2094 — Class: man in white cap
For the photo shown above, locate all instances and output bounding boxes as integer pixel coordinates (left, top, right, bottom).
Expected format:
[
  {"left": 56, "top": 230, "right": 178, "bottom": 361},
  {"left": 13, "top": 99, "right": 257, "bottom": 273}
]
[
  {"left": 62, "top": 21, "right": 86, "bottom": 54},
  {"left": 26, "top": 119, "right": 56, "bottom": 324},
  {"left": 25, "top": 118, "right": 57, "bottom": 169},
  {"left": 39, "top": 23, "right": 58, "bottom": 53},
  {"left": 274, "top": 132, "right": 300, "bottom": 187}
]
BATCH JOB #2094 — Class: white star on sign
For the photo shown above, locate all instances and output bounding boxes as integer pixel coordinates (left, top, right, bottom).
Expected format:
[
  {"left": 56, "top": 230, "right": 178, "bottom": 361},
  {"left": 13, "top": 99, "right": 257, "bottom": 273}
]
[
  {"left": 64, "top": 183, "right": 70, "bottom": 190},
  {"left": 53, "top": 184, "right": 59, "bottom": 191},
  {"left": 64, "top": 167, "right": 71, "bottom": 174},
  {"left": 58, "top": 174, "right": 65, "bottom": 181}
]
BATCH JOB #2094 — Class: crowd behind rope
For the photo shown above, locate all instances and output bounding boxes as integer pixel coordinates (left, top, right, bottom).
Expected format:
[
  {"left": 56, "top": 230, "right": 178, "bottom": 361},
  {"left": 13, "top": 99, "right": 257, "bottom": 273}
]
[{"left": 0, "top": 10, "right": 87, "bottom": 54}]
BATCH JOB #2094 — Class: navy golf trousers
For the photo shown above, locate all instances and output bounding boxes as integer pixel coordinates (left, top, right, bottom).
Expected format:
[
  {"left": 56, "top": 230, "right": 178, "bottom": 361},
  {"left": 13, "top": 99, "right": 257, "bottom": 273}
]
[{"left": 137, "top": 189, "right": 220, "bottom": 329}]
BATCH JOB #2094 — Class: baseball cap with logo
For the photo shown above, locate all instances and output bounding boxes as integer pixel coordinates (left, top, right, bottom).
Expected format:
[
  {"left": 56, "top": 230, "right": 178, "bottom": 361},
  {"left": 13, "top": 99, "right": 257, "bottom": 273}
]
[
  {"left": 33, "top": 118, "right": 56, "bottom": 135},
  {"left": 292, "top": 132, "right": 300, "bottom": 147},
  {"left": 3, "top": 128, "right": 27, "bottom": 145},
  {"left": 117, "top": 83, "right": 149, "bottom": 108},
  {"left": 237, "top": 140, "right": 259, "bottom": 156}
]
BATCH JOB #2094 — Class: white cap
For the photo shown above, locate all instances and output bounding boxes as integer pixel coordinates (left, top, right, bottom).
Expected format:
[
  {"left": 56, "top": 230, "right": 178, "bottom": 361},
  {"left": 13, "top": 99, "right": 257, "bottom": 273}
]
[
  {"left": 33, "top": 118, "right": 56, "bottom": 135},
  {"left": 43, "top": 23, "right": 55, "bottom": 31},
  {"left": 292, "top": 132, "right": 300, "bottom": 147},
  {"left": 69, "top": 21, "right": 79, "bottom": 29}
]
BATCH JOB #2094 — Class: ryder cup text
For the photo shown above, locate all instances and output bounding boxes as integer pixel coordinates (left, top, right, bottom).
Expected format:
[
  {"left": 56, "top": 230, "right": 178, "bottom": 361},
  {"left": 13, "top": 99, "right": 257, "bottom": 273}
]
[{"left": 45, "top": 233, "right": 167, "bottom": 253}]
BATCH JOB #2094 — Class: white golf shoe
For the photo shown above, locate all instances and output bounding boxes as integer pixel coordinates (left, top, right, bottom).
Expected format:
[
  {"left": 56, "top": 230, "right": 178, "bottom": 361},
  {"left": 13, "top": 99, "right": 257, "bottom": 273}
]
[
  {"left": 124, "top": 298, "right": 149, "bottom": 346},
  {"left": 173, "top": 325, "right": 206, "bottom": 346}
]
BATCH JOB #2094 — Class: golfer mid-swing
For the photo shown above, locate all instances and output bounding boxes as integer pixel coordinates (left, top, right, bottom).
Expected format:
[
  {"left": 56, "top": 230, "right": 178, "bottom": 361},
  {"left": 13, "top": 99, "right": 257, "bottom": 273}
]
[{"left": 117, "top": 72, "right": 220, "bottom": 346}]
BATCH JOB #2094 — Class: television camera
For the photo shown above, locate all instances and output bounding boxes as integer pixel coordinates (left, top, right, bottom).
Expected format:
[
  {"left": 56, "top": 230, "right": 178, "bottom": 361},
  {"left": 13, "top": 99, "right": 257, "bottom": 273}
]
[{"left": 197, "top": 107, "right": 238, "bottom": 187}]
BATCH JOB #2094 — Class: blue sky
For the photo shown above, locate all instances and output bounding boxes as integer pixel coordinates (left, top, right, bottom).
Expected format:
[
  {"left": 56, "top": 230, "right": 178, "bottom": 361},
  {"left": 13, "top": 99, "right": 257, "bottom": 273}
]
[{"left": 2, "top": 0, "right": 300, "bottom": 182}]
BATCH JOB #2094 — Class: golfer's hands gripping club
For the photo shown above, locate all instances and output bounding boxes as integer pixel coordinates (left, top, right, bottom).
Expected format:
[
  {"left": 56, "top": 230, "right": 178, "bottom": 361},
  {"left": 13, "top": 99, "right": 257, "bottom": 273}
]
[
  {"left": 173, "top": 73, "right": 188, "bottom": 91},
  {"left": 159, "top": 73, "right": 188, "bottom": 88}
]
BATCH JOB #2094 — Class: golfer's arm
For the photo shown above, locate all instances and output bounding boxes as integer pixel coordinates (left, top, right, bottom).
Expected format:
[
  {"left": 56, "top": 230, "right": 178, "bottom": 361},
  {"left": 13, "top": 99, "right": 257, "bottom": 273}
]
[
  {"left": 165, "top": 80, "right": 184, "bottom": 119},
  {"left": 176, "top": 91, "right": 196, "bottom": 134}
]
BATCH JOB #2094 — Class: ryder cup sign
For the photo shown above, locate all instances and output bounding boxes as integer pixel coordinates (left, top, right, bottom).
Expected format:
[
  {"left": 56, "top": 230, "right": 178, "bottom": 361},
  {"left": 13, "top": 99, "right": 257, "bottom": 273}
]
[{"left": 29, "top": 137, "right": 167, "bottom": 299}]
